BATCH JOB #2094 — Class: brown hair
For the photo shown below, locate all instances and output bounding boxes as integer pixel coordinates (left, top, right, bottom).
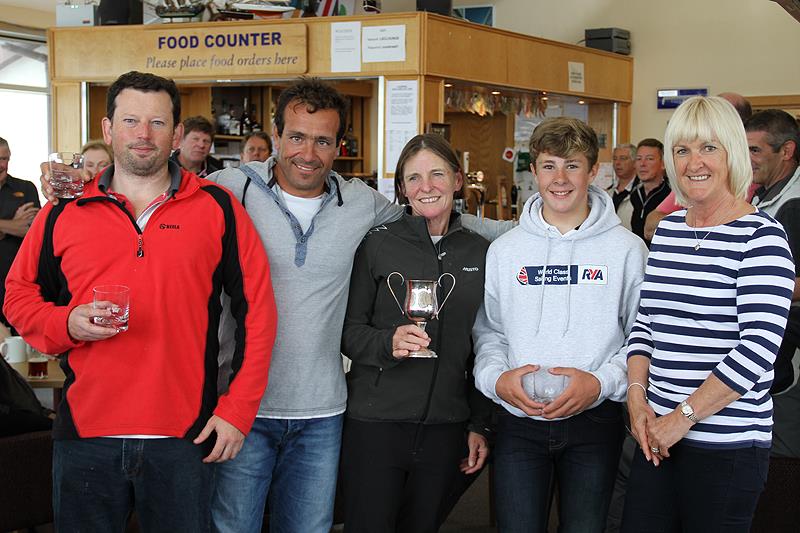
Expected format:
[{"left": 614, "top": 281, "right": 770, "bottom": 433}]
[
  {"left": 242, "top": 131, "right": 273, "bottom": 154},
  {"left": 182, "top": 115, "right": 215, "bottom": 141},
  {"left": 393, "top": 133, "right": 462, "bottom": 204},
  {"left": 529, "top": 117, "right": 599, "bottom": 168}
]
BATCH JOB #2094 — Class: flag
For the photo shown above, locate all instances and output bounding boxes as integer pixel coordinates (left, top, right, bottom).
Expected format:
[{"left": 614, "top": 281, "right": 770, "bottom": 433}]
[{"left": 316, "top": 0, "right": 338, "bottom": 16}]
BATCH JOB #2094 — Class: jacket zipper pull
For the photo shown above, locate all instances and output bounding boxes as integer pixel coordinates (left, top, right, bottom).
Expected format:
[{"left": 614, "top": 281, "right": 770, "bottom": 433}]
[{"left": 137, "top": 235, "right": 144, "bottom": 258}]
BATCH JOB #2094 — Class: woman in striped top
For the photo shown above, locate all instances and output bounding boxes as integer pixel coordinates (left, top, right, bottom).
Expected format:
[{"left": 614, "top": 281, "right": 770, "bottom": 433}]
[{"left": 621, "top": 96, "right": 795, "bottom": 532}]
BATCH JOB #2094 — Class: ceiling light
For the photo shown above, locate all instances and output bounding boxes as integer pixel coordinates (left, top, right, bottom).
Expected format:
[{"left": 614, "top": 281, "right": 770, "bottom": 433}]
[{"left": 491, "top": 91, "right": 501, "bottom": 95}]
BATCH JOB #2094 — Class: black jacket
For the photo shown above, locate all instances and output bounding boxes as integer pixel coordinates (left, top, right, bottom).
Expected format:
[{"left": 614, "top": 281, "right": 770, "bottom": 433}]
[{"left": 342, "top": 212, "right": 493, "bottom": 435}]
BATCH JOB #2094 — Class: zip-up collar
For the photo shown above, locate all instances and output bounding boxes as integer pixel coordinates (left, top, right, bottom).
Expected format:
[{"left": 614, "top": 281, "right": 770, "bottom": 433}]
[
  {"left": 402, "top": 207, "right": 465, "bottom": 243},
  {"left": 97, "top": 160, "right": 183, "bottom": 197},
  {"left": 239, "top": 159, "right": 344, "bottom": 266}
]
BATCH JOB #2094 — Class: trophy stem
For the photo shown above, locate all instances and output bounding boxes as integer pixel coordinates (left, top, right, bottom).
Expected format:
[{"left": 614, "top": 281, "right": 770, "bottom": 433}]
[{"left": 408, "top": 321, "right": 437, "bottom": 358}]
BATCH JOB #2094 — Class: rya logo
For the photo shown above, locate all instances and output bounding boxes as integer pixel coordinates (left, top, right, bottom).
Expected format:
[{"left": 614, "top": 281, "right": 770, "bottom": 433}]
[
  {"left": 578, "top": 265, "right": 608, "bottom": 285},
  {"left": 159, "top": 223, "right": 180, "bottom": 230}
]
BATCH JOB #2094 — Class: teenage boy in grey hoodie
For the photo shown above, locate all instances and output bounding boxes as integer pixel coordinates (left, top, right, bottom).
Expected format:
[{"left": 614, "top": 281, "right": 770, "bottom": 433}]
[{"left": 473, "top": 117, "right": 648, "bottom": 533}]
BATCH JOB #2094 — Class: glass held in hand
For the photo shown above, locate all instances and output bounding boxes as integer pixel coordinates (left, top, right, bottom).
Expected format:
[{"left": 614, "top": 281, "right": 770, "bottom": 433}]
[
  {"left": 521, "top": 367, "right": 568, "bottom": 404},
  {"left": 92, "top": 285, "right": 130, "bottom": 332},
  {"left": 48, "top": 152, "right": 85, "bottom": 199}
]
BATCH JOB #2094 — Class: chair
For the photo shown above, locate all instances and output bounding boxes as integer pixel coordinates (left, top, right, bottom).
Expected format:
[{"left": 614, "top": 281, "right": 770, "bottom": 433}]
[{"left": 0, "top": 430, "right": 53, "bottom": 532}]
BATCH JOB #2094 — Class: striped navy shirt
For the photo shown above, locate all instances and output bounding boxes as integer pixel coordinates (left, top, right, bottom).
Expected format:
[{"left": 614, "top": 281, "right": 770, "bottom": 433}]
[{"left": 627, "top": 210, "right": 794, "bottom": 449}]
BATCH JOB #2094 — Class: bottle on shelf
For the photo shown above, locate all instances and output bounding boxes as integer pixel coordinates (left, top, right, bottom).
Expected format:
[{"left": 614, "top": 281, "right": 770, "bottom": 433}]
[
  {"left": 250, "top": 103, "right": 262, "bottom": 132},
  {"left": 217, "top": 101, "right": 231, "bottom": 135},
  {"left": 345, "top": 126, "right": 358, "bottom": 157},
  {"left": 239, "top": 97, "right": 253, "bottom": 136}
]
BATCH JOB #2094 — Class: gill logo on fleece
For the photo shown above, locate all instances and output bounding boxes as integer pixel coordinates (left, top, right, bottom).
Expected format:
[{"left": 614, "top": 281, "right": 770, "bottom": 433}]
[{"left": 516, "top": 265, "right": 608, "bottom": 285}]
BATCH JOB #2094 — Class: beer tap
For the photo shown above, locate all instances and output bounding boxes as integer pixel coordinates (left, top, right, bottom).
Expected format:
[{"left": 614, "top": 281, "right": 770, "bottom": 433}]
[{"left": 466, "top": 170, "right": 487, "bottom": 220}]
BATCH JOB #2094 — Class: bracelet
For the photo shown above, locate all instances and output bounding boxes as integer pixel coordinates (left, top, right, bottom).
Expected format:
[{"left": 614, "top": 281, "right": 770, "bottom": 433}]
[{"left": 627, "top": 382, "right": 648, "bottom": 399}]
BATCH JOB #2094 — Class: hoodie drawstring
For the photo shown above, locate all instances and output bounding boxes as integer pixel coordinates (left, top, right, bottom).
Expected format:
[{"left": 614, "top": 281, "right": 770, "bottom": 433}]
[
  {"left": 534, "top": 231, "right": 552, "bottom": 334},
  {"left": 562, "top": 239, "right": 576, "bottom": 337}
]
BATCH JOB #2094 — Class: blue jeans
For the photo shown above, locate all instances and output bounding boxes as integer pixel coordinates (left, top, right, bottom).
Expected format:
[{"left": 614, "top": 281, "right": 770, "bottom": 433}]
[
  {"left": 53, "top": 438, "right": 212, "bottom": 533},
  {"left": 621, "top": 442, "right": 769, "bottom": 533},
  {"left": 493, "top": 400, "right": 624, "bottom": 533},
  {"left": 211, "top": 414, "right": 343, "bottom": 533}
]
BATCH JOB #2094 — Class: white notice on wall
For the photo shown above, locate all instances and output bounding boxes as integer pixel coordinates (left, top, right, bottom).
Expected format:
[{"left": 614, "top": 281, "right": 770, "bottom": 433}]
[
  {"left": 385, "top": 79, "right": 418, "bottom": 176},
  {"left": 331, "top": 21, "right": 361, "bottom": 72},
  {"left": 362, "top": 25, "right": 406, "bottom": 63},
  {"left": 568, "top": 61, "right": 585, "bottom": 93}
]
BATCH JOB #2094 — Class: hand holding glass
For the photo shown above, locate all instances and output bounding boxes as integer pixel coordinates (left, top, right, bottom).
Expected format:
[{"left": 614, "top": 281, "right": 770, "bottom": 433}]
[
  {"left": 92, "top": 285, "right": 130, "bottom": 332},
  {"left": 48, "top": 152, "right": 85, "bottom": 199},
  {"left": 522, "top": 367, "right": 568, "bottom": 404}
]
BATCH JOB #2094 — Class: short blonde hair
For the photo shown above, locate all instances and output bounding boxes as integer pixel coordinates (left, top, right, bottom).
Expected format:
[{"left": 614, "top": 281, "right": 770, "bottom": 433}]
[{"left": 664, "top": 96, "right": 752, "bottom": 207}]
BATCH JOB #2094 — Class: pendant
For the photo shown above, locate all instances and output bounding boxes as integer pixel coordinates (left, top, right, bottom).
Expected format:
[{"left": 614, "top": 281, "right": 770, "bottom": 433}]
[{"left": 694, "top": 243, "right": 701, "bottom": 251}]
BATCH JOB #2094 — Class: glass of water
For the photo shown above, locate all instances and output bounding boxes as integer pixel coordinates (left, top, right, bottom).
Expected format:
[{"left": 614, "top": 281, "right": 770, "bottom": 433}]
[
  {"left": 92, "top": 285, "right": 130, "bottom": 332},
  {"left": 522, "top": 367, "right": 568, "bottom": 404},
  {"left": 48, "top": 152, "right": 85, "bottom": 199}
]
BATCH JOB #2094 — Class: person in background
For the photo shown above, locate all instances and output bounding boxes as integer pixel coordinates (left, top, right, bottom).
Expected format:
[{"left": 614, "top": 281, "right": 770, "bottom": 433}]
[
  {"left": 340, "top": 134, "right": 493, "bottom": 532},
  {"left": 0, "top": 137, "right": 39, "bottom": 329},
  {"left": 630, "top": 138, "right": 671, "bottom": 246},
  {"left": 607, "top": 143, "right": 639, "bottom": 231},
  {"left": 643, "top": 92, "right": 752, "bottom": 240},
  {"left": 80, "top": 140, "right": 113, "bottom": 176},
  {"left": 473, "top": 117, "right": 647, "bottom": 533},
  {"left": 8, "top": 71, "right": 278, "bottom": 532},
  {"left": 170, "top": 115, "right": 222, "bottom": 177},
  {"left": 240, "top": 131, "right": 272, "bottom": 163},
  {"left": 622, "top": 96, "right": 794, "bottom": 532}
]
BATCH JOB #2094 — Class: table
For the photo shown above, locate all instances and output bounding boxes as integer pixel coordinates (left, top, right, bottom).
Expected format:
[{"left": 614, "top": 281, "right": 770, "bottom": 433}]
[{"left": 9, "top": 359, "right": 65, "bottom": 408}]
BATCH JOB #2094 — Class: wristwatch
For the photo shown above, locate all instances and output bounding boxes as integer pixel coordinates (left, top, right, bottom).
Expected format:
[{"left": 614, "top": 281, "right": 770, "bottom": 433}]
[{"left": 679, "top": 400, "right": 699, "bottom": 423}]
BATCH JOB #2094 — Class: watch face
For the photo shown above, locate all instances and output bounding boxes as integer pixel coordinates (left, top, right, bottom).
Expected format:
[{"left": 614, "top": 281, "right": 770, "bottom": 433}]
[{"left": 681, "top": 404, "right": 692, "bottom": 415}]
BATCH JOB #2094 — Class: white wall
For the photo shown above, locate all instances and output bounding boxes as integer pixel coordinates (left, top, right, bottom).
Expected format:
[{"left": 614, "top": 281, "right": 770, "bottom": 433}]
[{"left": 387, "top": 0, "right": 800, "bottom": 142}]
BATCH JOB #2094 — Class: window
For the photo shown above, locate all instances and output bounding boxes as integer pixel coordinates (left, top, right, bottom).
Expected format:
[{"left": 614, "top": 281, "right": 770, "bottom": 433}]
[{"left": 0, "top": 31, "right": 49, "bottom": 200}]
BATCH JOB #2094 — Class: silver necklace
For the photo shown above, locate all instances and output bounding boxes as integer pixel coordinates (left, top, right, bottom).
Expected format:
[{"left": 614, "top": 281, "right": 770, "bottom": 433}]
[
  {"left": 693, "top": 228, "right": 713, "bottom": 251},
  {"left": 688, "top": 209, "right": 716, "bottom": 251}
]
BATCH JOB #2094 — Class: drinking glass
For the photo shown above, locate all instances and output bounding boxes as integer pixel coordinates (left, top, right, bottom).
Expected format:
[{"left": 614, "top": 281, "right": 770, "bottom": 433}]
[
  {"left": 92, "top": 285, "right": 130, "bottom": 332},
  {"left": 27, "top": 352, "right": 49, "bottom": 379},
  {"left": 48, "top": 152, "right": 85, "bottom": 199},
  {"left": 522, "top": 367, "right": 568, "bottom": 404}
]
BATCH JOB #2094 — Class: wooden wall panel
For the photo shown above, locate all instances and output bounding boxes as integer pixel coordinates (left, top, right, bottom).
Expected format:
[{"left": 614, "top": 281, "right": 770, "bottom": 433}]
[
  {"left": 52, "top": 82, "right": 82, "bottom": 152},
  {"left": 446, "top": 111, "right": 515, "bottom": 219},
  {"left": 422, "top": 76, "right": 445, "bottom": 126},
  {"left": 424, "top": 16, "right": 633, "bottom": 103},
  {"left": 588, "top": 103, "right": 614, "bottom": 163}
]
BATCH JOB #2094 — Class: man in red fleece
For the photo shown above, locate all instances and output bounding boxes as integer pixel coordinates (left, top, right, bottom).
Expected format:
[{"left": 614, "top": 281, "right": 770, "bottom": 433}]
[{"left": 4, "top": 71, "right": 277, "bottom": 532}]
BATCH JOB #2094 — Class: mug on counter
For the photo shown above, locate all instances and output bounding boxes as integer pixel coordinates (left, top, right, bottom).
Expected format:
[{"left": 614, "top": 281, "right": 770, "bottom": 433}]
[{"left": 1, "top": 335, "right": 31, "bottom": 364}]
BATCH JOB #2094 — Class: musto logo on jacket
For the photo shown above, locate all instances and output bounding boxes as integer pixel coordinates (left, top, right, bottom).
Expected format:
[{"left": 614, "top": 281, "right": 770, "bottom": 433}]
[{"left": 517, "top": 265, "right": 608, "bottom": 285}]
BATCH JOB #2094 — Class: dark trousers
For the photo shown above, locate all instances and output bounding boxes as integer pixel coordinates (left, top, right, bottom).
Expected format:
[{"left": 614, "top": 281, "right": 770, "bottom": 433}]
[
  {"left": 621, "top": 442, "right": 769, "bottom": 533},
  {"left": 341, "top": 418, "right": 466, "bottom": 533},
  {"left": 493, "top": 400, "right": 624, "bottom": 533},
  {"left": 53, "top": 437, "right": 212, "bottom": 533}
]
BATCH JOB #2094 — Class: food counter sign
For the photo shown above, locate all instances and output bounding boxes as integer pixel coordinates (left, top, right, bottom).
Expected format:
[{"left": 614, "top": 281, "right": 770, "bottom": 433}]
[{"left": 144, "top": 24, "right": 307, "bottom": 76}]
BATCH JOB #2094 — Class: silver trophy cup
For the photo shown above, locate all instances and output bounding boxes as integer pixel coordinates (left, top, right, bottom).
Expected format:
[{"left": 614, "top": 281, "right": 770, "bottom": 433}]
[{"left": 386, "top": 272, "right": 456, "bottom": 358}]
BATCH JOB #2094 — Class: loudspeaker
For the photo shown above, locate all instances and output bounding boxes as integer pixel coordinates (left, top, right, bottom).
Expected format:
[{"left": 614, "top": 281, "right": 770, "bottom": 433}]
[
  {"left": 99, "top": 0, "right": 143, "bottom": 25},
  {"left": 416, "top": 0, "right": 452, "bottom": 16}
]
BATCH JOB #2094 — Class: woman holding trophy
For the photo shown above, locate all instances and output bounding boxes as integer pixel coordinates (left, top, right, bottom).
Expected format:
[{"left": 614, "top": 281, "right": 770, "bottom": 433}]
[{"left": 340, "top": 134, "right": 494, "bottom": 532}]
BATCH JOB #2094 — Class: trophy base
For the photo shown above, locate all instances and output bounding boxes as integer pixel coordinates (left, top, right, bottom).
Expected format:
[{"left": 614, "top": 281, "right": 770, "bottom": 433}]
[{"left": 408, "top": 349, "right": 438, "bottom": 358}]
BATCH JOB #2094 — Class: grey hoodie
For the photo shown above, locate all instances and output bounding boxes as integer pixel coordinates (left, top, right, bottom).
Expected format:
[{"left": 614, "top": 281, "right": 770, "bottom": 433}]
[{"left": 472, "top": 184, "right": 647, "bottom": 418}]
